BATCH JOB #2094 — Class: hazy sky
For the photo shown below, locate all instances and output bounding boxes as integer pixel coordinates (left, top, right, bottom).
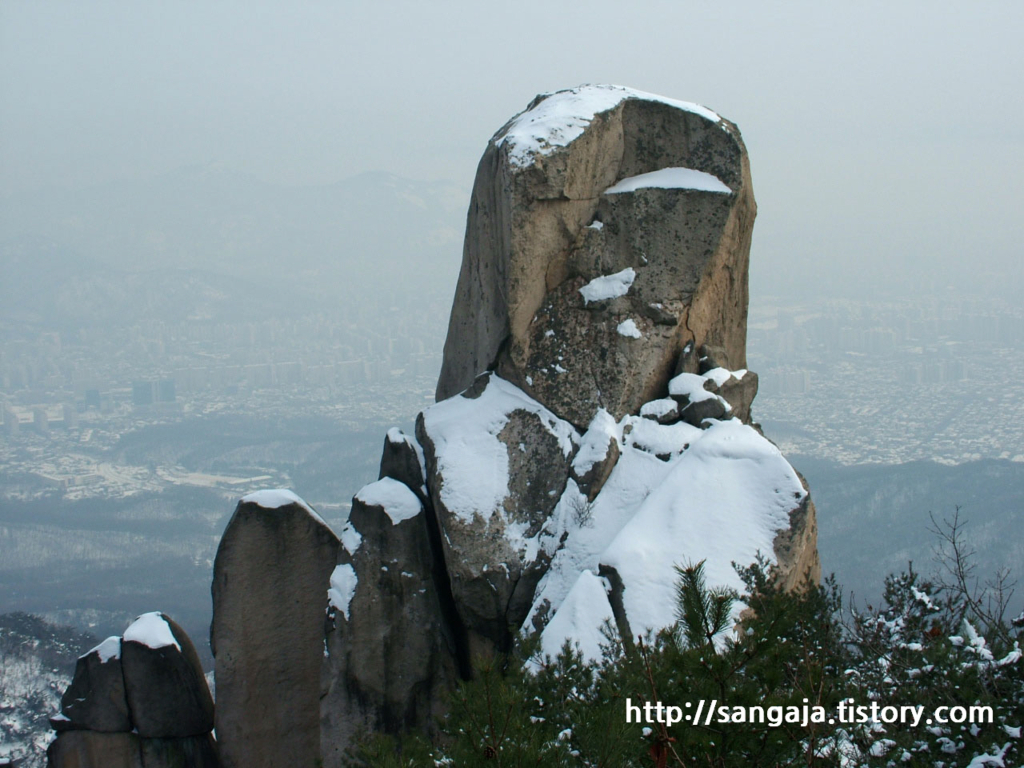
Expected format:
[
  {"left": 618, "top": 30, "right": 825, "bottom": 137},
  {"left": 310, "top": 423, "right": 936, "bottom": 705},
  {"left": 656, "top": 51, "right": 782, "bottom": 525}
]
[{"left": 2, "top": 1, "right": 1022, "bottom": 295}]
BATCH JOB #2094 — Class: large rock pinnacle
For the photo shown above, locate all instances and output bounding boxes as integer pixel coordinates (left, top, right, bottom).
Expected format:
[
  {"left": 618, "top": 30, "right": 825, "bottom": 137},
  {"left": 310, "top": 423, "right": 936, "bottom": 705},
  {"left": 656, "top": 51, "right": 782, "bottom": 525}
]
[
  {"left": 436, "top": 84, "right": 756, "bottom": 428},
  {"left": 211, "top": 490, "right": 339, "bottom": 768}
]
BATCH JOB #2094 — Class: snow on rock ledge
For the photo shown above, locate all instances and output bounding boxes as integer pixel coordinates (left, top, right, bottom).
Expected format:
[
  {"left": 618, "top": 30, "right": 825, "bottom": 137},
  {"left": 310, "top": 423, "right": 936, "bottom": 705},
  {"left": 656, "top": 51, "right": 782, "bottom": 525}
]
[
  {"left": 240, "top": 487, "right": 328, "bottom": 525},
  {"left": 605, "top": 167, "right": 732, "bottom": 195},
  {"left": 355, "top": 477, "right": 422, "bottom": 524},
  {"left": 84, "top": 635, "right": 122, "bottom": 663},
  {"left": 123, "top": 612, "right": 180, "bottom": 651},
  {"left": 579, "top": 267, "right": 636, "bottom": 305}
]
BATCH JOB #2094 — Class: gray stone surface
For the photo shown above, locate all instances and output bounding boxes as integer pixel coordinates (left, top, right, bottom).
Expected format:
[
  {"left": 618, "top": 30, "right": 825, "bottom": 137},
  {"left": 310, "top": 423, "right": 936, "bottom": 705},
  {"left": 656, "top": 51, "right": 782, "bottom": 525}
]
[
  {"left": 121, "top": 614, "right": 214, "bottom": 739},
  {"left": 47, "top": 731, "right": 220, "bottom": 768},
  {"left": 320, "top": 483, "right": 459, "bottom": 768},
  {"left": 436, "top": 85, "right": 755, "bottom": 430},
  {"left": 55, "top": 639, "right": 130, "bottom": 733},
  {"left": 211, "top": 496, "right": 339, "bottom": 768}
]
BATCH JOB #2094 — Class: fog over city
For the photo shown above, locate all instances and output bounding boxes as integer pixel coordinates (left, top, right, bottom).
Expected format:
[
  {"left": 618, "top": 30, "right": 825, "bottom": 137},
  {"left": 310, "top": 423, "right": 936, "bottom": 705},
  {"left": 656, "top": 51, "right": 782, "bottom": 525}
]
[{"left": 1, "top": 0, "right": 1022, "bottom": 664}]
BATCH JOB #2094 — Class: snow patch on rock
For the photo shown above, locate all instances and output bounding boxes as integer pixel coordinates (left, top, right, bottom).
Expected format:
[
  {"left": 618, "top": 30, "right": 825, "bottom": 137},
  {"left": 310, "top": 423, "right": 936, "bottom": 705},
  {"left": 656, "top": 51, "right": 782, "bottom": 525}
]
[
  {"left": 83, "top": 636, "right": 122, "bottom": 663},
  {"left": 623, "top": 416, "right": 700, "bottom": 457},
  {"left": 496, "top": 84, "right": 721, "bottom": 168},
  {"left": 605, "top": 167, "right": 731, "bottom": 195},
  {"left": 123, "top": 613, "right": 180, "bottom": 651},
  {"left": 339, "top": 521, "right": 362, "bottom": 555},
  {"left": 572, "top": 409, "right": 620, "bottom": 478},
  {"left": 420, "top": 374, "right": 577, "bottom": 526},
  {"left": 640, "top": 398, "right": 678, "bottom": 421},
  {"left": 616, "top": 318, "right": 642, "bottom": 338},
  {"left": 241, "top": 488, "right": 327, "bottom": 526},
  {"left": 328, "top": 564, "right": 358, "bottom": 621},
  {"left": 355, "top": 477, "right": 422, "bottom": 524},
  {"left": 668, "top": 372, "right": 718, "bottom": 403},
  {"left": 579, "top": 267, "right": 636, "bottom": 305}
]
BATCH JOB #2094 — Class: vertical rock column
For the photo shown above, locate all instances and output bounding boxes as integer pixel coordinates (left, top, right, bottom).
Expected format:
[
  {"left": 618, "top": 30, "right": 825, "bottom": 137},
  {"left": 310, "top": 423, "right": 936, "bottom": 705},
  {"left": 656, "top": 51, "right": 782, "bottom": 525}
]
[
  {"left": 211, "top": 490, "right": 339, "bottom": 768},
  {"left": 320, "top": 476, "right": 460, "bottom": 768}
]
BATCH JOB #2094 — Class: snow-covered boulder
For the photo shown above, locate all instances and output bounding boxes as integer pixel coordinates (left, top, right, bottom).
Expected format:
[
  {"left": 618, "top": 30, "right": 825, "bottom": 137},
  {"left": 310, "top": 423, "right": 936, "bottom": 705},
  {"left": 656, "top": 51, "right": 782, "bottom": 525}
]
[
  {"left": 320, "top": 478, "right": 458, "bottom": 767},
  {"left": 212, "top": 489, "right": 339, "bottom": 768},
  {"left": 47, "top": 614, "right": 218, "bottom": 768},
  {"left": 668, "top": 370, "right": 732, "bottom": 425},
  {"left": 416, "top": 372, "right": 578, "bottom": 656},
  {"left": 436, "top": 84, "right": 756, "bottom": 429}
]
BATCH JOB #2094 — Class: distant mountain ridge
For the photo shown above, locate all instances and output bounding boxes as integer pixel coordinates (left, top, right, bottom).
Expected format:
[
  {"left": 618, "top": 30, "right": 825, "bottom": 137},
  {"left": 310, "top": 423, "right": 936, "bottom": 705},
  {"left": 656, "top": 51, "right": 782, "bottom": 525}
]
[{"left": 0, "top": 169, "right": 468, "bottom": 328}]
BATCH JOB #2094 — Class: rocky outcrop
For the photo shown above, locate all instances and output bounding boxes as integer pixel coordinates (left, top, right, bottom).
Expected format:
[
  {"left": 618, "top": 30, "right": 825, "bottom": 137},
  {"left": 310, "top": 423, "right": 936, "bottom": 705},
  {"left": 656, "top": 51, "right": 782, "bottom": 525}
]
[
  {"left": 190, "top": 84, "right": 820, "bottom": 764},
  {"left": 436, "top": 84, "right": 756, "bottom": 429},
  {"left": 47, "top": 614, "right": 217, "bottom": 768},
  {"left": 211, "top": 490, "right": 339, "bottom": 768},
  {"left": 320, "top": 479, "right": 459, "bottom": 768}
]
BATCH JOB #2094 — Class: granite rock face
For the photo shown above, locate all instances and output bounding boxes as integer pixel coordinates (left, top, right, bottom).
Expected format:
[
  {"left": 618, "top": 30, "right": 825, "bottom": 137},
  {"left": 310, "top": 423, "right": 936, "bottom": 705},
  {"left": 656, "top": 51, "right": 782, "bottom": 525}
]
[
  {"left": 193, "top": 84, "right": 821, "bottom": 765},
  {"left": 436, "top": 85, "right": 756, "bottom": 429},
  {"left": 211, "top": 491, "right": 339, "bottom": 768}
]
